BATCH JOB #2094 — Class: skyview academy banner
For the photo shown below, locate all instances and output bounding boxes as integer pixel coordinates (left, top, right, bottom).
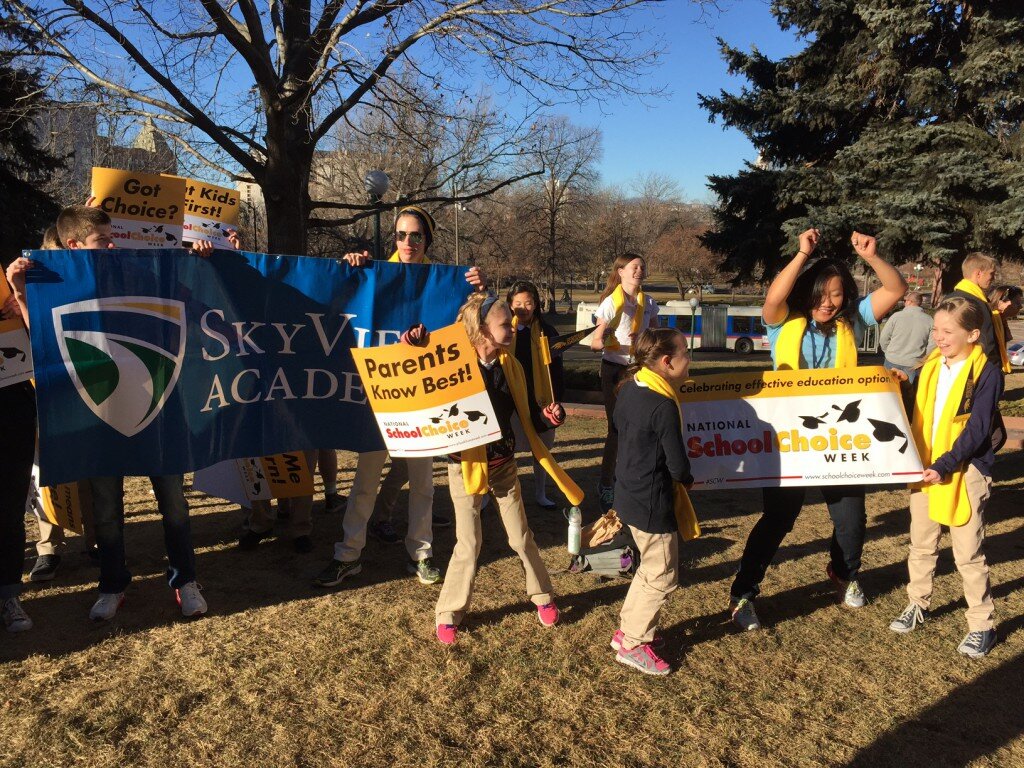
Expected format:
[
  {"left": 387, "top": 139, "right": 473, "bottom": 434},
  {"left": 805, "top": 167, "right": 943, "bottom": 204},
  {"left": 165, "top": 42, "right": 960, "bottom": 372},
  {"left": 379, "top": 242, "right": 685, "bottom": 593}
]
[
  {"left": 25, "top": 249, "right": 473, "bottom": 486},
  {"left": 679, "top": 367, "right": 924, "bottom": 489}
]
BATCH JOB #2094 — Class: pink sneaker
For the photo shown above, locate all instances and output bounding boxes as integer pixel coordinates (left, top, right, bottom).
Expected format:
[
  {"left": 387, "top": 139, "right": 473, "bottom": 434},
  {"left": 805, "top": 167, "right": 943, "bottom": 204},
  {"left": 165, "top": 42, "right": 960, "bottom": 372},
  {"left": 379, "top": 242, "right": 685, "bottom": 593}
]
[
  {"left": 615, "top": 642, "right": 671, "bottom": 676},
  {"left": 536, "top": 602, "right": 560, "bottom": 627},
  {"left": 436, "top": 624, "right": 458, "bottom": 645},
  {"left": 610, "top": 629, "right": 665, "bottom": 652}
]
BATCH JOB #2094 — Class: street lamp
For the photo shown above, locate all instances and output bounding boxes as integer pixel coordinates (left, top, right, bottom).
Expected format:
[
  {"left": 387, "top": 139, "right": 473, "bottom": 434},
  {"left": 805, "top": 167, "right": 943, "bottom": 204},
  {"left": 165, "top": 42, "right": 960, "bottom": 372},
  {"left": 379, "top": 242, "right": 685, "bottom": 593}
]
[
  {"left": 688, "top": 296, "right": 699, "bottom": 353},
  {"left": 364, "top": 169, "right": 390, "bottom": 260}
]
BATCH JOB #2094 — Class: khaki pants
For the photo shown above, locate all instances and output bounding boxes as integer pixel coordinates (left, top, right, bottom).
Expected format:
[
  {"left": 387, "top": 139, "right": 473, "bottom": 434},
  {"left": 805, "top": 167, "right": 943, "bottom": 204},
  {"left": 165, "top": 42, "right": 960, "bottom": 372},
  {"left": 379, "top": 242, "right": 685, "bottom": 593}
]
[
  {"left": 334, "top": 450, "right": 433, "bottom": 563},
  {"left": 436, "top": 459, "right": 553, "bottom": 627},
  {"left": 907, "top": 464, "right": 994, "bottom": 631},
  {"left": 619, "top": 526, "right": 679, "bottom": 649},
  {"left": 247, "top": 450, "right": 316, "bottom": 539}
]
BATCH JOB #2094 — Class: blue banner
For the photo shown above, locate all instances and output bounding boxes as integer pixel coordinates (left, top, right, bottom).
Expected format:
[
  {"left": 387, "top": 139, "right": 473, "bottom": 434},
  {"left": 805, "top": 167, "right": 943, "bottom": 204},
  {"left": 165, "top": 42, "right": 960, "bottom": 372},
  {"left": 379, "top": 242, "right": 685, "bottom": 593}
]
[{"left": 26, "top": 249, "right": 473, "bottom": 486}]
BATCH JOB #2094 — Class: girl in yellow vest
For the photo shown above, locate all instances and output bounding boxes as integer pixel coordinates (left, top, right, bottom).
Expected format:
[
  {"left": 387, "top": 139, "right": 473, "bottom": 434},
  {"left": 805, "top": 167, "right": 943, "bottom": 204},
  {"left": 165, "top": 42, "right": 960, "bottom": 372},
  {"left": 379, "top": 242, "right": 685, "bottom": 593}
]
[
  {"left": 432, "top": 292, "right": 583, "bottom": 645},
  {"left": 889, "top": 296, "right": 1003, "bottom": 657},
  {"left": 610, "top": 327, "right": 699, "bottom": 675},
  {"left": 730, "top": 229, "right": 907, "bottom": 631},
  {"left": 590, "top": 253, "right": 660, "bottom": 513}
]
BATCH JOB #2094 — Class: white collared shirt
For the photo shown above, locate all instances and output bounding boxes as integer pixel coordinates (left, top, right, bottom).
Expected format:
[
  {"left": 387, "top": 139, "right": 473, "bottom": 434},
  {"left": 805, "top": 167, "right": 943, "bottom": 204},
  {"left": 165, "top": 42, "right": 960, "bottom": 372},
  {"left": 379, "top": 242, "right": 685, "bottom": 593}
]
[{"left": 932, "top": 357, "right": 968, "bottom": 446}]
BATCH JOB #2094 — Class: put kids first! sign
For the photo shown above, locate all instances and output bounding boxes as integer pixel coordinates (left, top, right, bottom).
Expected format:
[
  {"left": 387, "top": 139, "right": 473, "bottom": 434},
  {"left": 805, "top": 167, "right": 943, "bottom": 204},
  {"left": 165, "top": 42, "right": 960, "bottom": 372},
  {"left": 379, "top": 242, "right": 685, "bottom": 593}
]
[
  {"left": 679, "top": 366, "right": 923, "bottom": 489},
  {"left": 92, "top": 167, "right": 186, "bottom": 248},
  {"left": 172, "top": 176, "right": 240, "bottom": 248},
  {"left": 351, "top": 323, "right": 500, "bottom": 457}
]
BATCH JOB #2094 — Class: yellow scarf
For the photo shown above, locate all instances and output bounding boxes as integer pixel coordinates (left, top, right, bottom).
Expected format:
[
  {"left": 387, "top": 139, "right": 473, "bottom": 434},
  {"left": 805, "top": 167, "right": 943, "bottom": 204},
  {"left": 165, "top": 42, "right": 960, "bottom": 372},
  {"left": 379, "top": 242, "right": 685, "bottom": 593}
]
[
  {"left": 388, "top": 252, "right": 431, "bottom": 264},
  {"left": 602, "top": 285, "right": 647, "bottom": 356},
  {"left": 911, "top": 345, "right": 988, "bottom": 526},
  {"left": 775, "top": 313, "right": 857, "bottom": 371},
  {"left": 460, "top": 350, "right": 583, "bottom": 505},
  {"left": 633, "top": 367, "right": 701, "bottom": 541},
  {"left": 954, "top": 279, "right": 1011, "bottom": 373},
  {"left": 513, "top": 319, "right": 554, "bottom": 408}
]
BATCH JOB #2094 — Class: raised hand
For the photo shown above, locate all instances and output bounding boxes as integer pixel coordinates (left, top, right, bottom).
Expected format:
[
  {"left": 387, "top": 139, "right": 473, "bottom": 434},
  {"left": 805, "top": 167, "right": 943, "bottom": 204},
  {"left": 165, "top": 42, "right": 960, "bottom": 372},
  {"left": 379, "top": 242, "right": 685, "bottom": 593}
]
[
  {"left": 798, "top": 228, "right": 820, "bottom": 257},
  {"left": 851, "top": 231, "right": 878, "bottom": 260}
]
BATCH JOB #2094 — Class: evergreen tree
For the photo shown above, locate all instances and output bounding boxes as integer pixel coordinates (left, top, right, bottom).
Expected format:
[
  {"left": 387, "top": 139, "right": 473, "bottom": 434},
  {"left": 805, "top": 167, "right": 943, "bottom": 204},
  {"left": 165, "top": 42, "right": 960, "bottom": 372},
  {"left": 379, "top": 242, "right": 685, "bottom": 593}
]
[
  {"left": 700, "top": 1, "right": 1024, "bottom": 283},
  {"left": 0, "top": 4, "right": 61, "bottom": 261}
]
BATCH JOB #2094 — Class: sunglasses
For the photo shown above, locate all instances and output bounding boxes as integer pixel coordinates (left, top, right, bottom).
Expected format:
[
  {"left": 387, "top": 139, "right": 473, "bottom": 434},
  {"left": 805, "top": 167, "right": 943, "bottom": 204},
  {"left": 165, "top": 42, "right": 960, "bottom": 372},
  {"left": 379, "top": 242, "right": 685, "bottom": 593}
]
[{"left": 396, "top": 230, "right": 425, "bottom": 245}]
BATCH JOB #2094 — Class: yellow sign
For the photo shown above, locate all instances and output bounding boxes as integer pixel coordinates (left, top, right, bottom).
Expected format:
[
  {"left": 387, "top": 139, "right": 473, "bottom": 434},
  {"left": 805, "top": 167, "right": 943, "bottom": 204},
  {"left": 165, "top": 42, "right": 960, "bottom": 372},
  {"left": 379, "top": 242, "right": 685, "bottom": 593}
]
[
  {"left": 165, "top": 175, "right": 241, "bottom": 248},
  {"left": 0, "top": 276, "right": 33, "bottom": 388},
  {"left": 40, "top": 482, "right": 89, "bottom": 536},
  {"left": 243, "top": 452, "right": 314, "bottom": 500},
  {"left": 91, "top": 167, "right": 187, "bottom": 248},
  {"left": 351, "top": 323, "right": 500, "bottom": 457}
]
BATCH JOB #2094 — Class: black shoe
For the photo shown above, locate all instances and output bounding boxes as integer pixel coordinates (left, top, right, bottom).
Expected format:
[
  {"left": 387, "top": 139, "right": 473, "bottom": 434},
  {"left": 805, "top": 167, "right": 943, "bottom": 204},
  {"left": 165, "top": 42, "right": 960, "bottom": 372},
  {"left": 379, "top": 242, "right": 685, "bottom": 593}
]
[
  {"left": 30, "top": 554, "right": 61, "bottom": 583},
  {"left": 293, "top": 535, "right": 314, "bottom": 554},
  {"left": 238, "top": 530, "right": 270, "bottom": 551},
  {"left": 323, "top": 492, "right": 347, "bottom": 514}
]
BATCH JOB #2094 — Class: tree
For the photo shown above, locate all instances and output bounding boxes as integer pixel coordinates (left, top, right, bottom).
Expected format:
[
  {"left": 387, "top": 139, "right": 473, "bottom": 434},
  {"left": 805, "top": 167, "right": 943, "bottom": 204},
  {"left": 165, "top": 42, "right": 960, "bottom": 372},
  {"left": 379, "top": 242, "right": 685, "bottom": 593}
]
[
  {"left": 648, "top": 204, "right": 723, "bottom": 299},
  {"left": 700, "top": 1, "right": 1024, "bottom": 283},
  {"left": 10, "top": 0, "right": 662, "bottom": 254},
  {"left": 0, "top": 3, "right": 61, "bottom": 259}
]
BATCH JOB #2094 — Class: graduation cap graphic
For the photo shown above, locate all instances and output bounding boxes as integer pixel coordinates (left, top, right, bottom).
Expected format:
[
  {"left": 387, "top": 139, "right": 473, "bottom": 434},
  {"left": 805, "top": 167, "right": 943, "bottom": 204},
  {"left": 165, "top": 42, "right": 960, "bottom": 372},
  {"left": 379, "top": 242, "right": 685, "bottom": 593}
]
[
  {"left": 833, "top": 400, "right": 862, "bottom": 423},
  {"left": 799, "top": 412, "right": 829, "bottom": 429},
  {"left": 867, "top": 418, "right": 909, "bottom": 454}
]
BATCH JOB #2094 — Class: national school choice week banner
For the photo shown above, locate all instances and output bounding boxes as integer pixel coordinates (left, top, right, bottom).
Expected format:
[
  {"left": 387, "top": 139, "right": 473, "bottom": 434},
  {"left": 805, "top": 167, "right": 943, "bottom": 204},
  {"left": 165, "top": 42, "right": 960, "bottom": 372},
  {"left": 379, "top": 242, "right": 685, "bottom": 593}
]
[
  {"left": 0, "top": 275, "right": 33, "bottom": 388},
  {"left": 352, "top": 323, "right": 500, "bottom": 457},
  {"left": 679, "top": 367, "right": 924, "bottom": 488},
  {"left": 25, "top": 249, "right": 473, "bottom": 486},
  {"left": 91, "top": 167, "right": 186, "bottom": 248}
]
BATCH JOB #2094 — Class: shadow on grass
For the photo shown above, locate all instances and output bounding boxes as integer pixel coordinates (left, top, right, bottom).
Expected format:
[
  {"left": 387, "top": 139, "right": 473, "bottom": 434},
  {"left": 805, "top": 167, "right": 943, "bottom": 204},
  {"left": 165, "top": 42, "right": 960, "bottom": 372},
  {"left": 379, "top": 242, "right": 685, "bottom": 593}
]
[{"left": 842, "top": 621, "right": 1024, "bottom": 767}]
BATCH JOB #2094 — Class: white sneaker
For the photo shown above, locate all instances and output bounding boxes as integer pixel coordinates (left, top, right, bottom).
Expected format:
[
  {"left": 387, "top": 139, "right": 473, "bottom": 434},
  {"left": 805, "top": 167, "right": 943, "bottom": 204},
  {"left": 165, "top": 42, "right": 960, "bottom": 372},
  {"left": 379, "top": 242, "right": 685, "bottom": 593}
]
[
  {"left": 176, "top": 582, "right": 208, "bottom": 618},
  {"left": 90, "top": 592, "right": 125, "bottom": 621},
  {"left": 2, "top": 597, "right": 33, "bottom": 633}
]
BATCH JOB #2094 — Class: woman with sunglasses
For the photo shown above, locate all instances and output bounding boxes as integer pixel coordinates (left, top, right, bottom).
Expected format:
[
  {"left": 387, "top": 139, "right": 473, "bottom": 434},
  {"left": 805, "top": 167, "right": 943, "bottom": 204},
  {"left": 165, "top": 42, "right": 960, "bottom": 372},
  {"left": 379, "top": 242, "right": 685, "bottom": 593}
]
[
  {"left": 314, "top": 206, "right": 486, "bottom": 589},
  {"left": 506, "top": 280, "right": 565, "bottom": 510}
]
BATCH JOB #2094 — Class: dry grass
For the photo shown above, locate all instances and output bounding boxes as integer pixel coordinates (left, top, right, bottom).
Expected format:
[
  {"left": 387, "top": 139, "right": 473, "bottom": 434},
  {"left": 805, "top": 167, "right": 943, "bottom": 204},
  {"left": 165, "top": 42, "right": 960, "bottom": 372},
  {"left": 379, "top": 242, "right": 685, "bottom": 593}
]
[{"left": 4, "top": 386, "right": 1024, "bottom": 767}]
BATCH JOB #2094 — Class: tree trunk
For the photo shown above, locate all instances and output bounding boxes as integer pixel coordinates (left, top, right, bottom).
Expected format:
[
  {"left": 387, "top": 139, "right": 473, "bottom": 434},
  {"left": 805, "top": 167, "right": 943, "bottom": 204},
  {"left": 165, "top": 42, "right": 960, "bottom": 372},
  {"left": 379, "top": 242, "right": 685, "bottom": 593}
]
[
  {"left": 262, "top": 112, "right": 313, "bottom": 255},
  {"left": 674, "top": 274, "right": 685, "bottom": 299}
]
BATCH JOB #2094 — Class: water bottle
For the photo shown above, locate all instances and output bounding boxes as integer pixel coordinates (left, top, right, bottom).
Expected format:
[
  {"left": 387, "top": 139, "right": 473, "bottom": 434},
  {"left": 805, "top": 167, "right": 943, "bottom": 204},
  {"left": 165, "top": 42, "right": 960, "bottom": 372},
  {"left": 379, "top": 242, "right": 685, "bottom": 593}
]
[{"left": 566, "top": 506, "right": 582, "bottom": 556}]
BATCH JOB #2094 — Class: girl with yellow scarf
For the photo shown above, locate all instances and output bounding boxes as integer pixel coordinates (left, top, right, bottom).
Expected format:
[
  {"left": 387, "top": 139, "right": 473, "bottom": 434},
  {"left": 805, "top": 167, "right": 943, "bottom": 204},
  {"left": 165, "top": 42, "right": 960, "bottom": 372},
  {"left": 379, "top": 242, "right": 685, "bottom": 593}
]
[
  {"left": 590, "top": 253, "right": 660, "bottom": 514},
  {"left": 507, "top": 280, "right": 564, "bottom": 510},
  {"left": 889, "top": 297, "right": 1003, "bottom": 658},
  {"left": 610, "top": 327, "right": 698, "bottom": 676},
  {"left": 730, "top": 229, "right": 907, "bottom": 632},
  {"left": 433, "top": 292, "right": 582, "bottom": 646}
]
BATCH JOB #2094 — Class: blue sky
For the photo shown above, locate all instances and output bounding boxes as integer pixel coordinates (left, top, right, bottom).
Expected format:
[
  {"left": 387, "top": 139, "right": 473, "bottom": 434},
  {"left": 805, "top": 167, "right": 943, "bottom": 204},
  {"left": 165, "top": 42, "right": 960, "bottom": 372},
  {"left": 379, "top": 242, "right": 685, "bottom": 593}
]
[{"left": 562, "top": 1, "right": 802, "bottom": 201}]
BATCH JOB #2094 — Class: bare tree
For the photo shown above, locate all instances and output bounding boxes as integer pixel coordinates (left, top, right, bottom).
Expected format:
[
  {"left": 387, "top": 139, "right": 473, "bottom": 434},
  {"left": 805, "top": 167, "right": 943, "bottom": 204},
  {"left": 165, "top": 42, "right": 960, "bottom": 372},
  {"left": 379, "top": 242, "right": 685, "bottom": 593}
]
[
  {"left": 649, "top": 204, "right": 726, "bottom": 299},
  {"left": 9, "top": 0, "right": 663, "bottom": 254}
]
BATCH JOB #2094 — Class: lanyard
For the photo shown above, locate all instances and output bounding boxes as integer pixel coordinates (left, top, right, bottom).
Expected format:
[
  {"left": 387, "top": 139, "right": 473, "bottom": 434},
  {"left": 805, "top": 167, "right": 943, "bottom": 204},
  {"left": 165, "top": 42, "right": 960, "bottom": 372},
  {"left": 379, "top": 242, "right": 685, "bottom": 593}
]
[{"left": 807, "top": 324, "right": 831, "bottom": 369}]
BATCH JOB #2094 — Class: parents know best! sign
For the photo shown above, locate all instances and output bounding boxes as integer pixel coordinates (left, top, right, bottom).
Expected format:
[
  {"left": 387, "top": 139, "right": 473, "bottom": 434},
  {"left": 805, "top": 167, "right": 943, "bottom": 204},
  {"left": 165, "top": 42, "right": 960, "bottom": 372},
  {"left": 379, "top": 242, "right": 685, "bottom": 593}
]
[
  {"left": 679, "top": 366, "right": 923, "bottom": 489},
  {"left": 351, "top": 323, "right": 500, "bottom": 457}
]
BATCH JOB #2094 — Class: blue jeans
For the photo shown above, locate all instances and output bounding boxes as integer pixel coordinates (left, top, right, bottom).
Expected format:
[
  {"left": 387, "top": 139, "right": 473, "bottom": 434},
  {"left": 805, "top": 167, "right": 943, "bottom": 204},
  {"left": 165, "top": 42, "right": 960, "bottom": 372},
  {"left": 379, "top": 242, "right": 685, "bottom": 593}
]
[
  {"left": 731, "top": 485, "right": 867, "bottom": 601},
  {"left": 90, "top": 475, "right": 196, "bottom": 593}
]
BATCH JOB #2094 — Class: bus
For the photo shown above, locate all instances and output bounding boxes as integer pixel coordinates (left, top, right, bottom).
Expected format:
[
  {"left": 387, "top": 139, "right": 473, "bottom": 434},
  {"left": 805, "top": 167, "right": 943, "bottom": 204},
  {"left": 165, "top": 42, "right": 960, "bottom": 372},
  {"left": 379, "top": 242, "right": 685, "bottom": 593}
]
[{"left": 574, "top": 302, "right": 880, "bottom": 354}]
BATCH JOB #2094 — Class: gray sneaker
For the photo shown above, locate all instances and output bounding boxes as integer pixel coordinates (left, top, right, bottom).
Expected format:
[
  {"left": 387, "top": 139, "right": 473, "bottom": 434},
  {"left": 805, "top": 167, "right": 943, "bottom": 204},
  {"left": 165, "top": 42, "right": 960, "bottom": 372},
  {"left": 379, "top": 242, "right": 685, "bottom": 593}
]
[
  {"left": 312, "top": 559, "right": 362, "bottom": 587},
  {"left": 889, "top": 603, "right": 926, "bottom": 633},
  {"left": 843, "top": 580, "right": 866, "bottom": 608},
  {"left": 827, "top": 564, "right": 866, "bottom": 608},
  {"left": 2, "top": 597, "right": 33, "bottom": 633},
  {"left": 957, "top": 629, "right": 996, "bottom": 658},
  {"left": 408, "top": 557, "right": 442, "bottom": 585},
  {"left": 615, "top": 643, "right": 671, "bottom": 675},
  {"left": 731, "top": 598, "right": 761, "bottom": 631}
]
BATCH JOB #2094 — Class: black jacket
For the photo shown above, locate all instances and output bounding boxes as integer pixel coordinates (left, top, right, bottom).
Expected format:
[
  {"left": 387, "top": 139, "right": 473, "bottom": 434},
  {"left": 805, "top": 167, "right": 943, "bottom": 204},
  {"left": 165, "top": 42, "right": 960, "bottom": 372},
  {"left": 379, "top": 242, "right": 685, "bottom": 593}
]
[{"left": 612, "top": 380, "right": 693, "bottom": 533}]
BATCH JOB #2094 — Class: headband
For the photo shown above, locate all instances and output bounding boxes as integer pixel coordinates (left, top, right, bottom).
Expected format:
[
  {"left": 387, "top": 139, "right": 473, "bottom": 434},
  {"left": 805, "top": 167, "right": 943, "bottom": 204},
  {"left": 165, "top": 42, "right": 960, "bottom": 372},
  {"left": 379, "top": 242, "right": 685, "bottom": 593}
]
[
  {"left": 396, "top": 205, "right": 435, "bottom": 249},
  {"left": 479, "top": 294, "right": 499, "bottom": 322}
]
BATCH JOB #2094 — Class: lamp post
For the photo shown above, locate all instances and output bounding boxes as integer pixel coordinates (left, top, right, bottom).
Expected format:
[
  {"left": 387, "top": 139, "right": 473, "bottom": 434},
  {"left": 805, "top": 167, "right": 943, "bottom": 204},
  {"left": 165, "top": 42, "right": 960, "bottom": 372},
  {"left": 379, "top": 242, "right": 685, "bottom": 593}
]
[
  {"left": 688, "top": 296, "right": 699, "bottom": 353},
  {"left": 364, "top": 169, "right": 390, "bottom": 260}
]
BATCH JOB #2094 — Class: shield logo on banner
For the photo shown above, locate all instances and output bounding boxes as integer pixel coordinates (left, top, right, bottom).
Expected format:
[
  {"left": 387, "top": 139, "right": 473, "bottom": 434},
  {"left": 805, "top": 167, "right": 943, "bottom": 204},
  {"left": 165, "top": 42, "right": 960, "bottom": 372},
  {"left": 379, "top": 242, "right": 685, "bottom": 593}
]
[{"left": 51, "top": 297, "right": 187, "bottom": 437}]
